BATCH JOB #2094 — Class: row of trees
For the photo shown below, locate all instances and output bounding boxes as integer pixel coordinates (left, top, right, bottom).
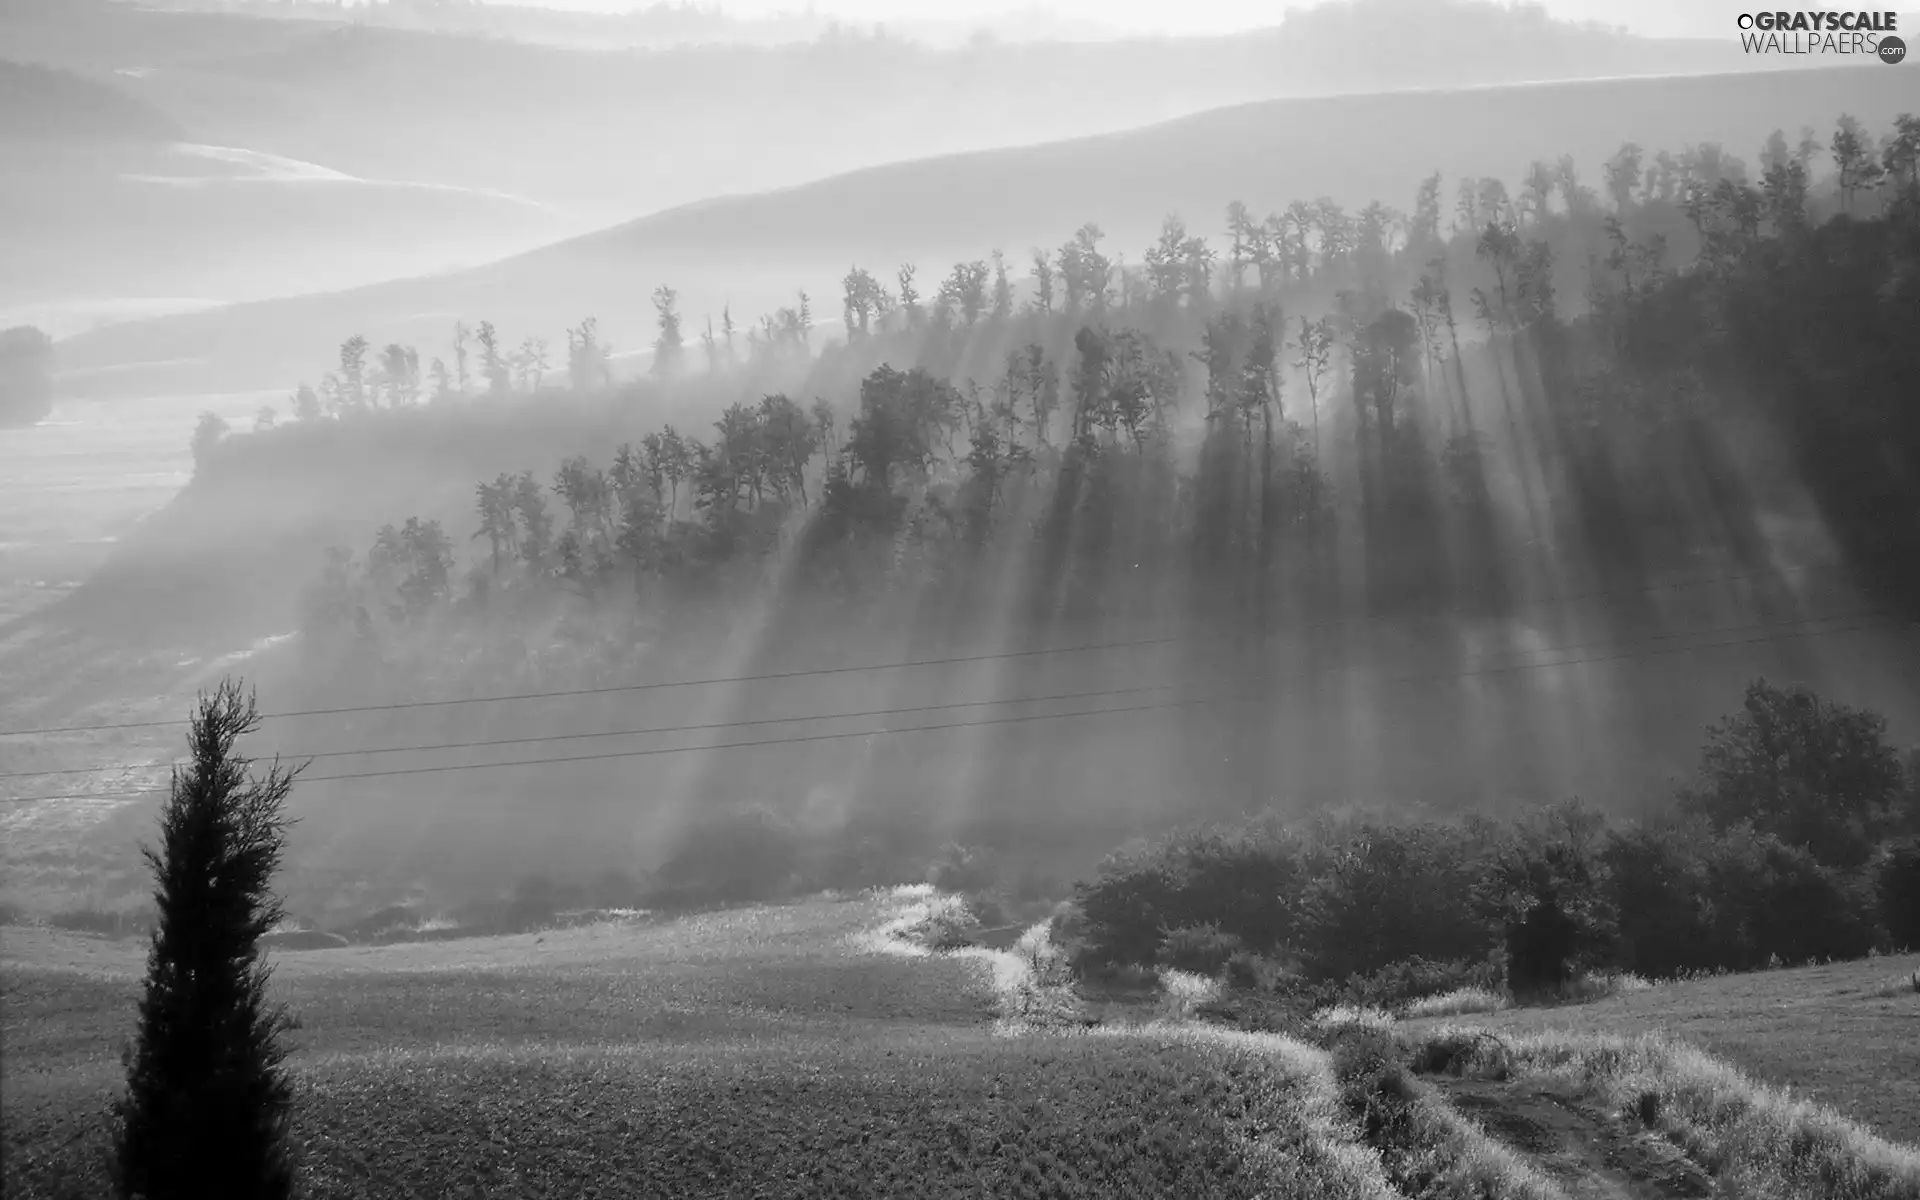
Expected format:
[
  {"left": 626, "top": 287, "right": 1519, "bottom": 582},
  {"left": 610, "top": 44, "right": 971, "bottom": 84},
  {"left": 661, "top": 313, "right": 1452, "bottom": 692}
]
[
  {"left": 277, "top": 110, "right": 1920, "bottom": 650},
  {"left": 228, "top": 112, "right": 1916, "bottom": 440},
  {"left": 256, "top": 108, "right": 1920, "bottom": 840}
]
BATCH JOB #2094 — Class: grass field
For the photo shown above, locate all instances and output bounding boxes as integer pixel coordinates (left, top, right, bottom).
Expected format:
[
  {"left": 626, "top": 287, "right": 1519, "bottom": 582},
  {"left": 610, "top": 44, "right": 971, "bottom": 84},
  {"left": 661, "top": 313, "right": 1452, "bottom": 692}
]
[
  {"left": 10, "top": 888, "right": 1920, "bottom": 1198},
  {"left": 2, "top": 892, "right": 1391, "bottom": 1200}
]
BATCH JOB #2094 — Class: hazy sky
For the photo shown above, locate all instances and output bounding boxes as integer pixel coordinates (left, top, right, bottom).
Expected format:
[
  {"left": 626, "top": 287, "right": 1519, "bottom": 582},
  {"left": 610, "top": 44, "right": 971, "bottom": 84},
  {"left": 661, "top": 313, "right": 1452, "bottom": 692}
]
[{"left": 491, "top": 0, "right": 1751, "bottom": 40}]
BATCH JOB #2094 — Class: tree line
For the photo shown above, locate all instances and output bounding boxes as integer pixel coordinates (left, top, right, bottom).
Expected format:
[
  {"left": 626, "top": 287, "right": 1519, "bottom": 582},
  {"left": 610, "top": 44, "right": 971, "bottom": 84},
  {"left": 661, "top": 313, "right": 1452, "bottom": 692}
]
[
  {"left": 251, "top": 112, "right": 1920, "bottom": 665},
  {"left": 1061, "top": 677, "right": 1920, "bottom": 1006}
]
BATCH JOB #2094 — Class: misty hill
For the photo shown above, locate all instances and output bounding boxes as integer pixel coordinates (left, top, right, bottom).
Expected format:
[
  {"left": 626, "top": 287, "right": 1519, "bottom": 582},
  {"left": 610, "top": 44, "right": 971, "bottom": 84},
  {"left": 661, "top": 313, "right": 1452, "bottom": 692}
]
[
  {"left": 57, "top": 64, "right": 1916, "bottom": 398},
  {"left": 130, "top": 0, "right": 1127, "bottom": 50},
  {"left": 0, "top": 60, "right": 182, "bottom": 143},
  {"left": 0, "top": 106, "right": 575, "bottom": 338},
  {"left": 1, "top": 0, "right": 1796, "bottom": 332},
  {"left": 10, "top": 0, "right": 1778, "bottom": 233}
]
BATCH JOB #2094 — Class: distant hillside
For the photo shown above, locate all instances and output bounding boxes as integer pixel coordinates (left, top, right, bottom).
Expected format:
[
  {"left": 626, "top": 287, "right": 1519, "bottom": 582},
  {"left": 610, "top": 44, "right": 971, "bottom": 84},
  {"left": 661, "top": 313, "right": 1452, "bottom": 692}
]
[
  {"left": 0, "top": 137, "right": 575, "bottom": 335},
  {"left": 0, "top": 60, "right": 183, "bottom": 143},
  {"left": 128, "top": 0, "right": 1124, "bottom": 50},
  {"left": 55, "top": 65, "right": 1915, "bottom": 399},
  {"left": 8, "top": 0, "right": 1780, "bottom": 231},
  {"left": 1, "top": 0, "right": 1805, "bottom": 329}
]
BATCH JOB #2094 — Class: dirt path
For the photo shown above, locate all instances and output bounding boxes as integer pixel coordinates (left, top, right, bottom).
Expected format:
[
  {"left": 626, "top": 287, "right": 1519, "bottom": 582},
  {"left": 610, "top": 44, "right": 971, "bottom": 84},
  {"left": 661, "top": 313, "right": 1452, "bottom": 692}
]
[{"left": 1433, "top": 1076, "right": 1714, "bottom": 1200}]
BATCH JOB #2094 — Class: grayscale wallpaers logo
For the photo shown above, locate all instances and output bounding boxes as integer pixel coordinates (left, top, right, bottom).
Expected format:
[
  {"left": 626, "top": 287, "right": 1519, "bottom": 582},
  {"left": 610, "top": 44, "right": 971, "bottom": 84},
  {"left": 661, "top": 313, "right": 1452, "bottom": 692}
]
[{"left": 1736, "top": 11, "right": 1905, "bottom": 59}]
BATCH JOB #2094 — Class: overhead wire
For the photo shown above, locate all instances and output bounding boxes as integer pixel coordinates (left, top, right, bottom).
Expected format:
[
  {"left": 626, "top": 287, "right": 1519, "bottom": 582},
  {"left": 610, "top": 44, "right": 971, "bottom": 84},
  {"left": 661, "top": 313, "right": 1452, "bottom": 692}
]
[
  {"left": 0, "top": 595, "right": 1892, "bottom": 784},
  {"left": 3, "top": 604, "right": 1904, "bottom": 805},
  {"left": 0, "top": 559, "right": 1853, "bottom": 740}
]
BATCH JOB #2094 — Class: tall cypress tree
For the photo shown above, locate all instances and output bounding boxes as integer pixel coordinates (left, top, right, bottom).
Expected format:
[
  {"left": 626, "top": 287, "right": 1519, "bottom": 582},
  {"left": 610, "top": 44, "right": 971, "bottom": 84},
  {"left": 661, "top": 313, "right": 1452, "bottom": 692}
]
[{"left": 113, "top": 680, "right": 300, "bottom": 1200}]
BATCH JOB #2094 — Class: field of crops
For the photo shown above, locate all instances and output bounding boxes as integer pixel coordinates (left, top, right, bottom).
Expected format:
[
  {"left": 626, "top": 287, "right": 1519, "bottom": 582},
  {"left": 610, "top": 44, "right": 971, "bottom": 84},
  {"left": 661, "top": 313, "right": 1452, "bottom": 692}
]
[
  {"left": 2, "top": 894, "right": 1365, "bottom": 1199},
  {"left": 13, "top": 888, "right": 1920, "bottom": 1199}
]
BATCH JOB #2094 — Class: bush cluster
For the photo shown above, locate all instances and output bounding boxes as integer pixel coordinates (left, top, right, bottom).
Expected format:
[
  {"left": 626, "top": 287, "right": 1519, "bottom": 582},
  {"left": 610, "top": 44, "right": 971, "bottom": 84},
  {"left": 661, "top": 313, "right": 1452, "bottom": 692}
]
[{"left": 1067, "top": 680, "right": 1919, "bottom": 997}]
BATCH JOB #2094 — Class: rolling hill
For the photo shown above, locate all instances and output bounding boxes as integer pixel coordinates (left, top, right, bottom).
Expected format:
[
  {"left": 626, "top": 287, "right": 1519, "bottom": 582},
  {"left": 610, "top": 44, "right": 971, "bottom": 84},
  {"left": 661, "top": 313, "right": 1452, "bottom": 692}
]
[
  {"left": 6, "top": 0, "right": 1775, "bottom": 233},
  {"left": 0, "top": 59, "right": 577, "bottom": 338},
  {"left": 54, "top": 63, "right": 1918, "bottom": 398},
  {"left": 0, "top": 59, "right": 182, "bottom": 143},
  {"left": 0, "top": 0, "right": 1822, "bottom": 340}
]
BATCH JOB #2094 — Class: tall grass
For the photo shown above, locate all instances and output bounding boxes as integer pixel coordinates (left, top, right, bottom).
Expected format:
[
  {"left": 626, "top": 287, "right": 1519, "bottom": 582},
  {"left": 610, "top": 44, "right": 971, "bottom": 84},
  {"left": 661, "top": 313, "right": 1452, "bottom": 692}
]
[
  {"left": 1312, "top": 1004, "right": 1397, "bottom": 1033},
  {"left": 1399, "top": 1082, "right": 1568, "bottom": 1200},
  {"left": 1156, "top": 968, "right": 1223, "bottom": 1021},
  {"left": 1103, "top": 1026, "right": 1405, "bottom": 1200},
  {"left": 1413, "top": 1026, "right": 1920, "bottom": 1199},
  {"left": 1402, "top": 987, "right": 1510, "bottom": 1019}
]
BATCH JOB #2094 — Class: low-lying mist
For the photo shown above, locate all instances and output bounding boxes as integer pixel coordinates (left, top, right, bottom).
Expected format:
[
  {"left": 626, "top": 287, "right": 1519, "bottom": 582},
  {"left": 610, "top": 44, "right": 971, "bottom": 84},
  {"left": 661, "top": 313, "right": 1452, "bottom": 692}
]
[{"left": 9, "top": 102, "right": 1920, "bottom": 942}]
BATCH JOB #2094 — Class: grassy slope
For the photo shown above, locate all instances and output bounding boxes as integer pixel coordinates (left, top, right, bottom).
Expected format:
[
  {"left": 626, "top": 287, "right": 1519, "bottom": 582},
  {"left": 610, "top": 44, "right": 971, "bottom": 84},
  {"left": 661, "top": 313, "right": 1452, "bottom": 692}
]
[
  {"left": 0, "top": 896, "right": 1315, "bottom": 1199},
  {"left": 56, "top": 63, "right": 1916, "bottom": 398},
  {"left": 1404, "top": 953, "right": 1920, "bottom": 1144},
  {"left": 11, "top": 891, "right": 1920, "bottom": 1197}
]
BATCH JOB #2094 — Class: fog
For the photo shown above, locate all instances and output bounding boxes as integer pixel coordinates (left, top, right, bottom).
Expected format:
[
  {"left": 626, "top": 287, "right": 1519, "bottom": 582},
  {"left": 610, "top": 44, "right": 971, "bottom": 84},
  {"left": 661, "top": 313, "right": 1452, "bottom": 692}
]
[{"left": 4, "top": 0, "right": 1918, "bottom": 938}]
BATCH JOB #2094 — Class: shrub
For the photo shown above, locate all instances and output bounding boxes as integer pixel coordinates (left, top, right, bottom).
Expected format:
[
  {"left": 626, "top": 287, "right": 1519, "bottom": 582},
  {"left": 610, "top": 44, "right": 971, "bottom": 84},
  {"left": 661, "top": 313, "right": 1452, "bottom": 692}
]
[
  {"left": 1475, "top": 802, "right": 1617, "bottom": 996},
  {"left": 1402, "top": 987, "right": 1509, "bottom": 1019},
  {"left": 1875, "top": 836, "right": 1920, "bottom": 947},
  {"left": 925, "top": 843, "right": 1000, "bottom": 894},
  {"left": 1334, "top": 956, "right": 1505, "bottom": 1010},
  {"left": 1222, "top": 949, "right": 1284, "bottom": 992},
  {"left": 1155, "top": 967, "right": 1222, "bottom": 1019},
  {"left": 1604, "top": 819, "right": 1729, "bottom": 978},
  {"left": 1546, "top": 971, "right": 1654, "bottom": 1005},
  {"left": 1407, "top": 1029, "right": 1514, "bottom": 1080},
  {"left": 1296, "top": 820, "right": 1491, "bottom": 981},
  {"left": 112, "top": 681, "right": 298, "bottom": 1200},
  {"left": 1004, "top": 922, "right": 1083, "bottom": 1026},
  {"left": 901, "top": 894, "right": 981, "bottom": 952},
  {"left": 1158, "top": 923, "right": 1243, "bottom": 976},
  {"left": 1071, "top": 822, "right": 1301, "bottom": 968},
  {"left": 963, "top": 891, "right": 1012, "bottom": 930},
  {"left": 1312, "top": 1004, "right": 1397, "bottom": 1034},
  {"left": 1326, "top": 1024, "right": 1405, "bottom": 1084},
  {"left": 1071, "top": 850, "right": 1181, "bottom": 966},
  {"left": 1704, "top": 827, "right": 1878, "bottom": 968}
]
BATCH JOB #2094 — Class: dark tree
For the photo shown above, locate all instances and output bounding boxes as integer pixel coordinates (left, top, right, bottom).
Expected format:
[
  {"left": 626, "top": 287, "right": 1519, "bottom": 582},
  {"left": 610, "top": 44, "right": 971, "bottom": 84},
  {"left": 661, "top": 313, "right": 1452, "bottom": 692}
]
[
  {"left": 113, "top": 681, "right": 300, "bottom": 1200},
  {"left": 1878, "top": 837, "right": 1920, "bottom": 948},
  {"left": 1474, "top": 803, "right": 1616, "bottom": 994},
  {"left": 1680, "top": 679, "right": 1907, "bottom": 867}
]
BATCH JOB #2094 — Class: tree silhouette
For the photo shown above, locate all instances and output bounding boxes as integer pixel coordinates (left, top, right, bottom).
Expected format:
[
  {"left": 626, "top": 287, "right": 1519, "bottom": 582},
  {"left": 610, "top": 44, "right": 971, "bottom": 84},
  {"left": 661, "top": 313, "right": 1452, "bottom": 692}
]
[
  {"left": 113, "top": 681, "right": 300, "bottom": 1200},
  {"left": 652, "top": 286, "right": 684, "bottom": 378},
  {"left": 190, "top": 411, "right": 230, "bottom": 473}
]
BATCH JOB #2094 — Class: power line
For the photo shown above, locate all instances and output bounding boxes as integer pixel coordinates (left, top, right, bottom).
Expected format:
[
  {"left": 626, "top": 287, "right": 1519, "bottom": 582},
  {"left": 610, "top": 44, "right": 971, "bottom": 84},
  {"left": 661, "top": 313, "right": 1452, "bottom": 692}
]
[
  {"left": 0, "top": 602, "right": 1885, "bottom": 784},
  {"left": 0, "top": 560, "right": 1851, "bottom": 739},
  {"left": 0, "top": 682, "right": 1185, "bottom": 780},
  {"left": 4, "top": 609, "right": 1901, "bottom": 805}
]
